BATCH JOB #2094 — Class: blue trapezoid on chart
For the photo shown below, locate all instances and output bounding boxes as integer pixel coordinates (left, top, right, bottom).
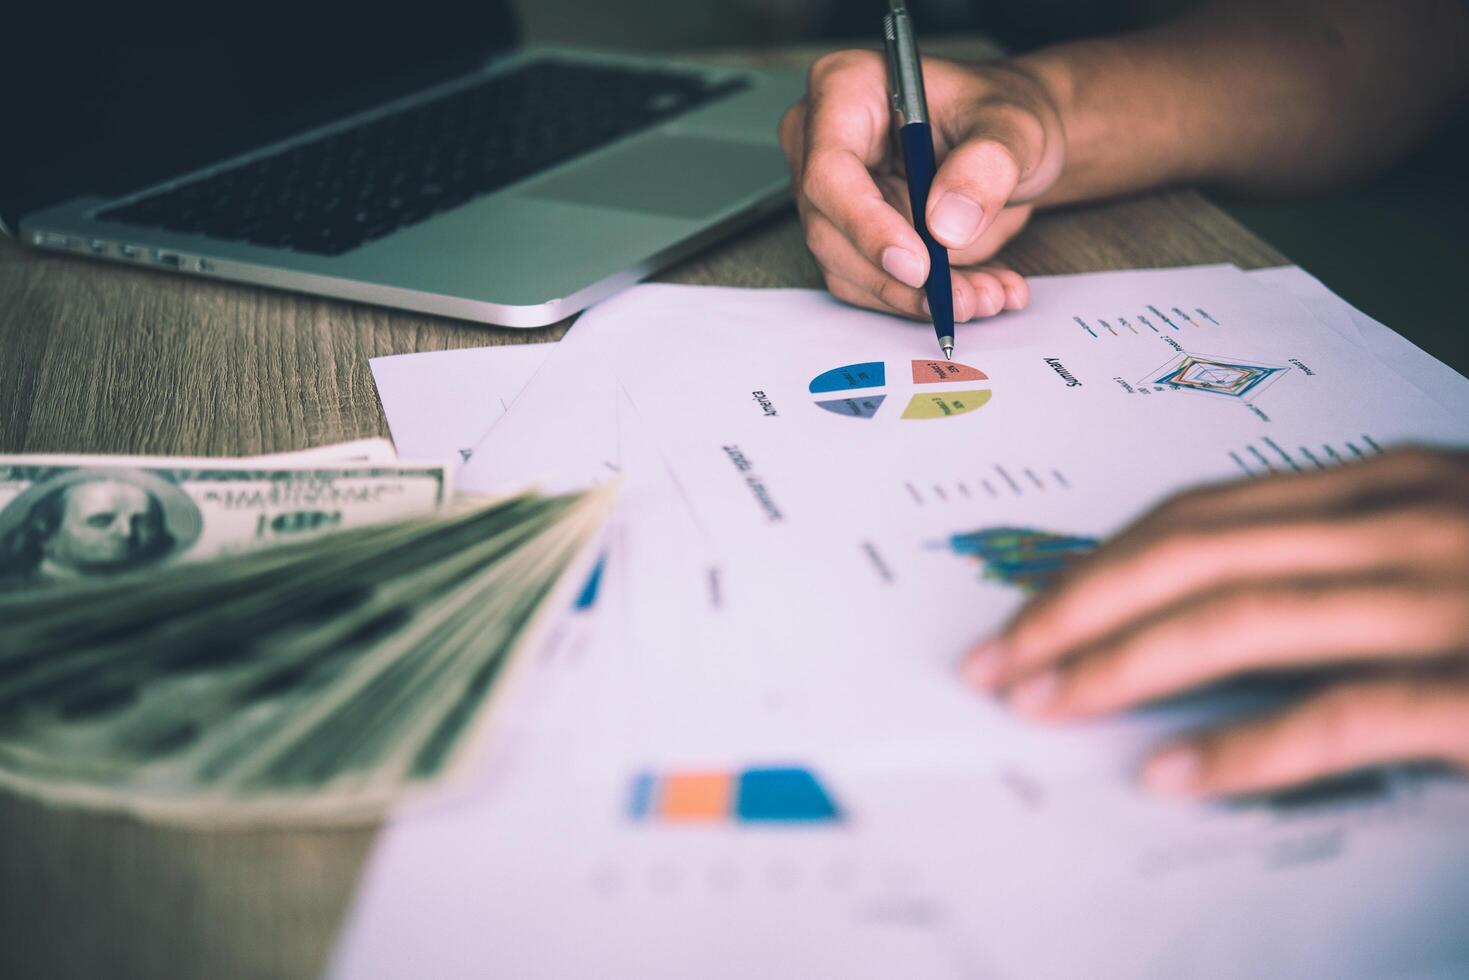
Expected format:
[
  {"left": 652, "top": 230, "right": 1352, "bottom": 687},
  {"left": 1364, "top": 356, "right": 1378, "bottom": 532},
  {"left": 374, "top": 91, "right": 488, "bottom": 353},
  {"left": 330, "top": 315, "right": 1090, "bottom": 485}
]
[{"left": 814, "top": 394, "right": 886, "bottom": 418}]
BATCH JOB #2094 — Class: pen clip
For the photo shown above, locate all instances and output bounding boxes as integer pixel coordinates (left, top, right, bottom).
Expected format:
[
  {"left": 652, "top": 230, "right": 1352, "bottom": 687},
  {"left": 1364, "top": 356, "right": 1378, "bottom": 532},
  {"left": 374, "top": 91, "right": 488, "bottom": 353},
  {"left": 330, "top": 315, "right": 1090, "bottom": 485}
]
[
  {"left": 882, "top": 5, "right": 929, "bottom": 126},
  {"left": 882, "top": 13, "right": 903, "bottom": 116}
]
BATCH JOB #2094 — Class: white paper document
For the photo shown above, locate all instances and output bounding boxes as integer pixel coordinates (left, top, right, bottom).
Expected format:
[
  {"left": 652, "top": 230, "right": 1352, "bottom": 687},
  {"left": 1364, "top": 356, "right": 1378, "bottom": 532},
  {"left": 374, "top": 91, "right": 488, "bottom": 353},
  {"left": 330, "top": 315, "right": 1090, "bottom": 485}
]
[
  {"left": 456, "top": 268, "right": 1468, "bottom": 766},
  {"left": 370, "top": 342, "right": 553, "bottom": 470},
  {"left": 1249, "top": 265, "right": 1469, "bottom": 419},
  {"left": 338, "top": 267, "right": 1469, "bottom": 979}
]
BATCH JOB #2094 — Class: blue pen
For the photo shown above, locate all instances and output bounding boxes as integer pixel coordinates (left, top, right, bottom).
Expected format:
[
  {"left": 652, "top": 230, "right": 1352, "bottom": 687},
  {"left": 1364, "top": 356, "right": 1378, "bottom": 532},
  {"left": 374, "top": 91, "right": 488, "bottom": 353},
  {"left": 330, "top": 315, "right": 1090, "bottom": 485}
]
[{"left": 883, "top": 1, "right": 955, "bottom": 359}]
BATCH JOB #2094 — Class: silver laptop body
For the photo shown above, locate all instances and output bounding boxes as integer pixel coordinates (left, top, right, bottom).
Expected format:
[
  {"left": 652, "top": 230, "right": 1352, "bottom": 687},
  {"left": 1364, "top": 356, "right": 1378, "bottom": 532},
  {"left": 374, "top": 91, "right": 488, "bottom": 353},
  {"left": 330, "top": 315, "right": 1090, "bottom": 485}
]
[{"left": 5, "top": 6, "right": 801, "bottom": 327}]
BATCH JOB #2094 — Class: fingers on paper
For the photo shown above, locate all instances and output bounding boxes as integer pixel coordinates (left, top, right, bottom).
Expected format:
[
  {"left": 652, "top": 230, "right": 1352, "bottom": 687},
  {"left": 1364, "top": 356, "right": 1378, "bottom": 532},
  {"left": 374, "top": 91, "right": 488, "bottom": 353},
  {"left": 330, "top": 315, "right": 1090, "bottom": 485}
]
[
  {"left": 1003, "top": 578, "right": 1469, "bottom": 723},
  {"left": 818, "top": 250, "right": 1025, "bottom": 326},
  {"left": 1129, "top": 446, "right": 1469, "bottom": 530},
  {"left": 1141, "top": 678, "right": 1469, "bottom": 798},
  {"left": 1000, "top": 511, "right": 1469, "bottom": 689},
  {"left": 957, "top": 264, "right": 1028, "bottom": 317},
  {"left": 967, "top": 448, "right": 1469, "bottom": 694}
]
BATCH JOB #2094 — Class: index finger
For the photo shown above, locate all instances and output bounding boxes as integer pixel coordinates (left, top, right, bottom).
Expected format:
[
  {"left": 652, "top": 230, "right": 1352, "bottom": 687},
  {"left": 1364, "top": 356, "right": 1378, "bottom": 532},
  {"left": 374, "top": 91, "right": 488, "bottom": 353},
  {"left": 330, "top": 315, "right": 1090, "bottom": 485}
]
[
  {"left": 965, "top": 448, "right": 1469, "bottom": 689},
  {"left": 799, "top": 51, "right": 929, "bottom": 285},
  {"left": 971, "top": 505, "right": 1464, "bottom": 693}
]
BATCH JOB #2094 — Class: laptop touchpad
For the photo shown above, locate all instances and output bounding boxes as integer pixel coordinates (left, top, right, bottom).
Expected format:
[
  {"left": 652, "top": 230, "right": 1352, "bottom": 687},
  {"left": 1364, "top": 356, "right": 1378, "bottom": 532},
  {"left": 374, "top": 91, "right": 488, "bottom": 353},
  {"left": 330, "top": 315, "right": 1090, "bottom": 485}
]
[{"left": 522, "top": 134, "right": 788, "bottom": 220}]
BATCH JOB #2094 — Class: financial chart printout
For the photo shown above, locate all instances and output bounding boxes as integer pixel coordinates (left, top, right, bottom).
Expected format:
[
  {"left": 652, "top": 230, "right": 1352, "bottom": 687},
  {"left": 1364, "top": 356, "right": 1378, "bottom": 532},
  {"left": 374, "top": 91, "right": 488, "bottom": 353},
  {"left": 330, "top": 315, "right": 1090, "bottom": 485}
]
[
  {"left": 451, "top": 267, "right": 1469, "bottom": 774},
  {"left": 350, "top": 268, "right": 1469, "bottom": 979},
  {"left": 562, "top": 273, "right": 1466, "bottom": 724}
]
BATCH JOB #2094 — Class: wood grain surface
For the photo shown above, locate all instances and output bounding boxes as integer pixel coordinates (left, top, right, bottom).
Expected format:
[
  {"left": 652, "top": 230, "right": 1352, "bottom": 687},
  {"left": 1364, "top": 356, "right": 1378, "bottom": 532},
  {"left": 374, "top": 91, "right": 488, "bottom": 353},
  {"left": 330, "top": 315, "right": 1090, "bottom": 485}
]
[{"left": 0, "top": 40, "right": 1287, "bottom": 980}]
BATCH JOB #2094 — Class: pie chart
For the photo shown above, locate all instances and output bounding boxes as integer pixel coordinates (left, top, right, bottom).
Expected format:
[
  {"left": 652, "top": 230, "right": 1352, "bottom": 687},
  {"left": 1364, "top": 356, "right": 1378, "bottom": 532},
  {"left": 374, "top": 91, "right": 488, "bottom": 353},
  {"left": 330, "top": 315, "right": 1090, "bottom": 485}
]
[{"left": 808, "top": 359, "right": 992, "bottom": 420}]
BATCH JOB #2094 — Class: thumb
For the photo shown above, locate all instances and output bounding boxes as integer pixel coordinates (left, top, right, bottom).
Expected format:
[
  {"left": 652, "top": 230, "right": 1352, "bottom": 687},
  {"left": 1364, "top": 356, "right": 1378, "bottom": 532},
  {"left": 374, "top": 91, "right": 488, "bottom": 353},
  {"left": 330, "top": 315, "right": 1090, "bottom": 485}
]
[{"left": 925, "top": 133, "right": 1028, "bottom": 251}]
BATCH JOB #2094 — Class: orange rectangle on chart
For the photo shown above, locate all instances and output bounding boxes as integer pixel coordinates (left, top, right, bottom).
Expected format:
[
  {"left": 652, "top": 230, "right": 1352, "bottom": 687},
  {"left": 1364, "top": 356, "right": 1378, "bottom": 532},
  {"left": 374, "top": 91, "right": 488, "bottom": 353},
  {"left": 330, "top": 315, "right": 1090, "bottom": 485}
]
[{"left": 657, "top": 772, "right": 733, "bottom": 821}]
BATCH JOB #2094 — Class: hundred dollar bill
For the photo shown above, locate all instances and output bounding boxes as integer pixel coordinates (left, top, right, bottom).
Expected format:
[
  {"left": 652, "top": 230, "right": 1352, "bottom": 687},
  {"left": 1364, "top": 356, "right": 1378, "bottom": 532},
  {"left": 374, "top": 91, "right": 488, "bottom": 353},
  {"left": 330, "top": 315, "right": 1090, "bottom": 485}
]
[
  {"left": 246, "top": 437, "right": 401, "bottom": 464},
  {"left": 0, "top": 484, "right": 616, "bottom": 825},
  {"left": 0, "top": 454, "right": 449, "bottom": 588}
]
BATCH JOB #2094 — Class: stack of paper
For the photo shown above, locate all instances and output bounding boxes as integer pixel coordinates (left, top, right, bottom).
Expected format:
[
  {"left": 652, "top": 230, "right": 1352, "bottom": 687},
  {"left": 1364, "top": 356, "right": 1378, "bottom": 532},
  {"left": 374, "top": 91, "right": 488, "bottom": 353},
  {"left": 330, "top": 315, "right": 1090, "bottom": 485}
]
[{"left": 337, "top": 266, "right": 1469, "bottom": 979}]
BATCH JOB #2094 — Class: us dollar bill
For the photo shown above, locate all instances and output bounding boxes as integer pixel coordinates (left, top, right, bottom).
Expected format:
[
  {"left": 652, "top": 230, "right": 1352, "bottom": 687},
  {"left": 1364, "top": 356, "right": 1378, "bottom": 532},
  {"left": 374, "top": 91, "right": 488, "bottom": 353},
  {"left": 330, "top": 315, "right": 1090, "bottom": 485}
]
[
  {"left": 0, "top": 453, "right": 449, "bottom": 588},
  {"left": 0, "top": 484, "right": 615, "bottom": 825}
]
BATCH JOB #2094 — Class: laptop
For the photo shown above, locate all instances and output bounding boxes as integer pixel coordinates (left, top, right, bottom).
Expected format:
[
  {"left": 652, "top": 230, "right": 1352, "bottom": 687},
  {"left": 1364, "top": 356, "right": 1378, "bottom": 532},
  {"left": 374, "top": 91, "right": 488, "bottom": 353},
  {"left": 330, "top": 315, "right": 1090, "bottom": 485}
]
[{"left": 1, "top": 2, "right": 803, "bottom": 327}]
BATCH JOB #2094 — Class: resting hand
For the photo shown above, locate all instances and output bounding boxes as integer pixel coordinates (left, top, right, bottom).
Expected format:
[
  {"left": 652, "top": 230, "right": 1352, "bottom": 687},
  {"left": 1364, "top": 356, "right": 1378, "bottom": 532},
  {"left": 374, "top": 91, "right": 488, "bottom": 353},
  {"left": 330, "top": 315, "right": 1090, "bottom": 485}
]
[
  {"left": 779, "top": 51, "right": 1065, "bottom": 322},
  {"left": 963, "top": 447, "right": 1469, "bottom": 798}
]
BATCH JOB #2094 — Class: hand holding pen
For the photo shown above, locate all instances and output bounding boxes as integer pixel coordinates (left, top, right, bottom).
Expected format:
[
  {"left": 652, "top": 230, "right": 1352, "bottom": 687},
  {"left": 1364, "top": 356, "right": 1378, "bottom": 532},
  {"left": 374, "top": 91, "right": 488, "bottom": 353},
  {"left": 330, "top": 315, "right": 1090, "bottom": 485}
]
[
  {"left": 883, "top": 1, "right": 956, "bottom": 357},
  {"left": 777, "top": 16, "right": 1066, "bottom": 330}
]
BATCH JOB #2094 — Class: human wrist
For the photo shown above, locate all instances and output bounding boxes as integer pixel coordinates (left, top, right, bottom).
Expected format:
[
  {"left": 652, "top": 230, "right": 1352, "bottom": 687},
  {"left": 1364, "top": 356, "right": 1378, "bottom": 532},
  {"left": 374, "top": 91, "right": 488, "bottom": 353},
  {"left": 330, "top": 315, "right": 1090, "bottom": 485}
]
[
  {"left": 1013, "top": 36, "right": 1202, "bottom": 205},
  {"left": 1012, "top": 42, "right": 1108, "bottom": 206}
]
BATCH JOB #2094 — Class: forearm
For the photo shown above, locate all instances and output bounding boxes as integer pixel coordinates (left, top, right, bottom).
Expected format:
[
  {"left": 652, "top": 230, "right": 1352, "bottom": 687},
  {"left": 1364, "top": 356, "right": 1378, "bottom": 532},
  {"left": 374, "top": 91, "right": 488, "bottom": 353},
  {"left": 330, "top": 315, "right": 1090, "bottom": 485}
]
[{"left": 1016, "top": 0, "right": 1469, "bottom": 203}]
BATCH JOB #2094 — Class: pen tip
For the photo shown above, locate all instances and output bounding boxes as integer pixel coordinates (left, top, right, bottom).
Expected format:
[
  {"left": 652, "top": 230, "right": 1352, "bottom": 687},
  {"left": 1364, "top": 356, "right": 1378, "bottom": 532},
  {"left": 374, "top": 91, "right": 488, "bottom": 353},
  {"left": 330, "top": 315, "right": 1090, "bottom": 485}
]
[{"left": 942, "top": 345, "right": 953, "bottom": 360}]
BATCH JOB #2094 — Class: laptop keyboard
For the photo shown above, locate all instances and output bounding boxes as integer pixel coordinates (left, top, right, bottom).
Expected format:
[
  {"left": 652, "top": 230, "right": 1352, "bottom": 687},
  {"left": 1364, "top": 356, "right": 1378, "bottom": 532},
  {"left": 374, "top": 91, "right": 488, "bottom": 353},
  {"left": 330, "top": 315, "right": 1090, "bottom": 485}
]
[{"left": 97, "top": 60, "right": 747, "bottom": 256}]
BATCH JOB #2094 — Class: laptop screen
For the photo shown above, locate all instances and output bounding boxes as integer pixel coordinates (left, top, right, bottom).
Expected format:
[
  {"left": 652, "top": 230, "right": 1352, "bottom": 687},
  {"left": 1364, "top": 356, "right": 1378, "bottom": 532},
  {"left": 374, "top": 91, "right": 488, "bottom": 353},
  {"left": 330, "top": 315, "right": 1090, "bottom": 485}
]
[{"left": 1, "top": 1, "right": 520, "bottom": 231}]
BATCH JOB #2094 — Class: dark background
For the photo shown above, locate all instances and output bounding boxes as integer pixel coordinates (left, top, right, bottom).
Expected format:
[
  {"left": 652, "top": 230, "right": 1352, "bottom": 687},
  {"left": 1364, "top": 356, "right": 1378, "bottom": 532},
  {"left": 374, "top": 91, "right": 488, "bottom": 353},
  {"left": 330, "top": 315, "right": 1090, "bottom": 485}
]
[
  {"left": 519, "top": 0, "right": 1468, "bottom": 372},
  {"left": 5, "top": 0, "right": 1460, "bottom": 368}
]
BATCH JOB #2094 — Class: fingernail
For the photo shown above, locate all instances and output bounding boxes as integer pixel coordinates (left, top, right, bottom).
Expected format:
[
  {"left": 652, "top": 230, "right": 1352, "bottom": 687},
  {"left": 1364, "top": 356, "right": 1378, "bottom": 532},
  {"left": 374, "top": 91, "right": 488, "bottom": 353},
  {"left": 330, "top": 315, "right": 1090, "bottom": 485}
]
[
  {"left": 929, "top": 192, "right": 983, "bottom": 247},
  {"left": 963, "top": 640, "right": 1006, "bottom": 691},
  {"left": 1007, "top": 671, "right": 1061, "bottom": 716},
  {"left": 1142, "top": 746, "right": 1202, "bottom": 796},
  {"left": 881, "top": 246, "right": 928, "bottom": 289}
]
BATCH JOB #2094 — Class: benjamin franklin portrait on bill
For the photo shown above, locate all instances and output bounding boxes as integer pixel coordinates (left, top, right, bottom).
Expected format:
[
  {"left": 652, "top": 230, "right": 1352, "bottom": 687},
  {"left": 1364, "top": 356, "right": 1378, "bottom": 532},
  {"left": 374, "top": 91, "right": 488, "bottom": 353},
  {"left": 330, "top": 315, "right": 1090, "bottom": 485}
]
[{"left": 0, "top": 468, "right": 203, "bottom": 585}]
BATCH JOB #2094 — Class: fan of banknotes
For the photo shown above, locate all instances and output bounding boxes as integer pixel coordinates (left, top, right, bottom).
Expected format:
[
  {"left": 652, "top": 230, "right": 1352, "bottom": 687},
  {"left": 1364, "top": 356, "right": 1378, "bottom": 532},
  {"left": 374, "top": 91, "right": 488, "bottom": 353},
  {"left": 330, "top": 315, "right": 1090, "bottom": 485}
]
[{"left": 0, "top": 440, "right": 615, "bottom": 825}]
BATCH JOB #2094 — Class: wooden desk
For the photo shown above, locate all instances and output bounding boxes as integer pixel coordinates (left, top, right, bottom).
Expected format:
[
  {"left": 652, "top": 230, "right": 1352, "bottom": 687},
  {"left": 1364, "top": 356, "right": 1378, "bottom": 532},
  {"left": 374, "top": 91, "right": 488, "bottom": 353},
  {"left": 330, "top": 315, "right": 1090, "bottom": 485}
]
[{"left": 0, "top": 41, "right": 1286, "bottom": 980}]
